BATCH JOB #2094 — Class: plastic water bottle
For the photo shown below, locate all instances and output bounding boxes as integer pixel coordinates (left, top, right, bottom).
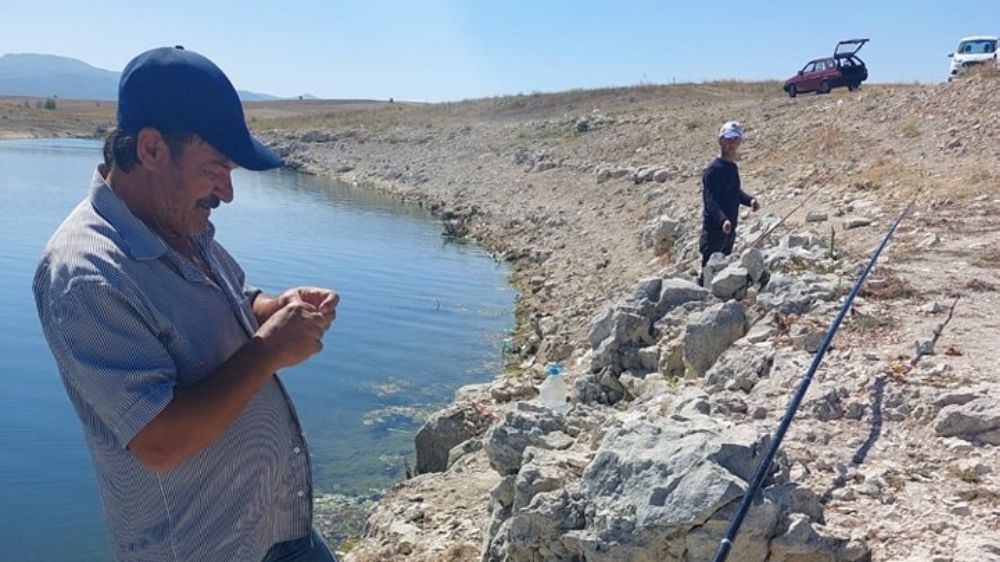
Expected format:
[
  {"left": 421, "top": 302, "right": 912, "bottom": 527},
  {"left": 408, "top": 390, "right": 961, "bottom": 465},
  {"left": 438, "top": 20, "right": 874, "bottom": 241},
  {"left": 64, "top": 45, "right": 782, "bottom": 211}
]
[{"left": 538, "top": 363, "right": 569, "bottom": 414}]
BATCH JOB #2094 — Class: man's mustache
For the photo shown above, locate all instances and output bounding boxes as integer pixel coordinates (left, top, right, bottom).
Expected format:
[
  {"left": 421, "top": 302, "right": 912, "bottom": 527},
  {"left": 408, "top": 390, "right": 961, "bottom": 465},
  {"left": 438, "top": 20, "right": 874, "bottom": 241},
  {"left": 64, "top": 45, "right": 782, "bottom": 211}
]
[{"left": 198, "top": 196, "right": 221, "bottom": 209}]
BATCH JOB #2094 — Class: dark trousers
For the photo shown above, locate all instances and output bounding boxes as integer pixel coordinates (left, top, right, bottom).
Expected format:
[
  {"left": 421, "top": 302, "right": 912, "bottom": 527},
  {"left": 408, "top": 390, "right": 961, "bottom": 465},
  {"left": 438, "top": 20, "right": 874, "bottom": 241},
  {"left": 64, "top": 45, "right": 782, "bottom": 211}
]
[
  {"left": 698, "top": 229, "right": 737, "bottom": 286},
  {"left": 699, "top": 229, "right": 737, "bottom": 266}
]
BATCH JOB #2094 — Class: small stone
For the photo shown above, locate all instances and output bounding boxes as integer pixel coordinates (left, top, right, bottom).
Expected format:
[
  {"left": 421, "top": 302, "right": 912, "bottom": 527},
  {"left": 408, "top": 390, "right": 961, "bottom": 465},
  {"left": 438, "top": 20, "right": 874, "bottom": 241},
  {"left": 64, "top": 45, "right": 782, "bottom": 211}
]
[
  {"left": 781, "top": 233, "right": 813, "bottom": 249},
  {"left": 843, "top": 217, "right": 873, "bottom": 229},
  {"left": 790, "top": 323, "right": 825, "bottom": 353},
  {"left": 831, "top": 487, "right": 856, "bottom": 501},
  {"left": 805, "top": 210, "right": 828, "bottom": 223},
  {"left": 916, "top": 338, "right": 936, "bottom": 356},
  {"left": 917, "top": 232, "right": 940, "bottom": 248},
  {"left": 950, "top": 502, "right": 971, "bottom": 516},
  {"left": 653, "top": 168, "right": 673, "bottom": 182},
  {"left": 745, "top": 324, "right": 775, "bottom": 344},
  {"left": 922, "top": 301, "right": 942, "bottom": 314}
]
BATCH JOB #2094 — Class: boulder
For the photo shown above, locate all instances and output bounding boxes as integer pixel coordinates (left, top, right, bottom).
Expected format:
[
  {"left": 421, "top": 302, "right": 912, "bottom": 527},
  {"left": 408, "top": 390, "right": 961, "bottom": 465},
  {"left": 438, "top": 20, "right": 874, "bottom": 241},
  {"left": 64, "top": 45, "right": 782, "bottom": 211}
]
[
  {"left": 790, "top": 323, "right": 826, "bottom": 353},
  {"left": 590, "top": 308, "right": 655, "bottom": 371},
  {"left": 570, "top": 418, "right": 780, "bottom": 561},
  {"left": 705, "top": 344, "right": 775, "bottom": 393},
  {"left": 630, "top": 276, "right": 663, "bottom": 303},
  {"left": 806, "top": 384, "right": 848, "bottom": 422},
  {"left": 768, "top": 513, "right": 869, "bottom": 562},
  {"left": 642, "top": 215, "right": 683, "bottom": 255},
  {"left": 711, "top": 265, "right": 750, "bottom": 300},
  {"left": 682, "top": 300, "right": 748, "bottom": 377},
  {"left": 655, "top": 278, "right": 710, "bottom": 318},
  {"left": 484, "top": 402, "right": 574, "bottom": 475},
  {"left": 934, "top": 396, "right": 1000, "bottom": 445},
  {"left": 757, "top": 273, "right": 832, "bottom": 315},
  {"left": 703, "top": 251, "right": 732, "bottom": 287},
  {"left": 481, "top": 406, "right": 861, "bottom": 562},
  {"left": 588, "top": 306, "right": 616, "bottom": 349},
  {"left": 740, "top": 247, "right": 767, "bottom": 284},
  {"left": 415, "top": 402, "right": 496, "bottom": 474}
]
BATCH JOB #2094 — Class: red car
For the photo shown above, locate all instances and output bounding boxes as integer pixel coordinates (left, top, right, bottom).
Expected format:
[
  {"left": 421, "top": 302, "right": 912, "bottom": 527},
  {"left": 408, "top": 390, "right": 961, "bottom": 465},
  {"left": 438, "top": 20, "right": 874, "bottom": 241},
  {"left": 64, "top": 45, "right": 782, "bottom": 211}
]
[{"left": 784, "top": 39, "right": 870, "bottom": 97}]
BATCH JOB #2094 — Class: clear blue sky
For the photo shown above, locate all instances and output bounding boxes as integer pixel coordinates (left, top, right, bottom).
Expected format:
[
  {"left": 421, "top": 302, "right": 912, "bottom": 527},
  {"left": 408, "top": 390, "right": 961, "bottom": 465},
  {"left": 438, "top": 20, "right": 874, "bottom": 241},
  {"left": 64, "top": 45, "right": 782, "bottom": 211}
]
[{"left": 1, "top": 0, "right": 996, "bottom": 101}]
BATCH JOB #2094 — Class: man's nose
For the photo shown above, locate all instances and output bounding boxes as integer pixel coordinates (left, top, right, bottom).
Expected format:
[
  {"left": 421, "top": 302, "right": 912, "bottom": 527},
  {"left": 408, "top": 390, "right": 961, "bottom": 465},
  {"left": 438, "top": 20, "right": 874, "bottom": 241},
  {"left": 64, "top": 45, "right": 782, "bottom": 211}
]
[{"left": 214, "top": 173, "right": 234, "bottom": 204}]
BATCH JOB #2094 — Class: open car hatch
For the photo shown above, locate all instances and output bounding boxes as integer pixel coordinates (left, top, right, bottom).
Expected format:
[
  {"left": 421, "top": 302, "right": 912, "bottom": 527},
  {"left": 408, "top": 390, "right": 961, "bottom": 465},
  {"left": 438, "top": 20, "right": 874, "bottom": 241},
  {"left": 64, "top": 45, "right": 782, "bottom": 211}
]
[{"left": 835, "top": 38, "right": 869, "bottom": 58}]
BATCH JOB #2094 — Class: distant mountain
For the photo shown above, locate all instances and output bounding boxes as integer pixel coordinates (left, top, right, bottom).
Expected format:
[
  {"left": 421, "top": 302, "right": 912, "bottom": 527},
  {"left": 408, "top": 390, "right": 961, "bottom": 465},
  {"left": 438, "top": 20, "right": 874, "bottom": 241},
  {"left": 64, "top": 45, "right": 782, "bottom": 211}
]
[
  {"left": 0, "top": 53, "right": 304, "bottom": 102},
  {"left": 0, "top": 53, "right": 118, "bottom": 100}
]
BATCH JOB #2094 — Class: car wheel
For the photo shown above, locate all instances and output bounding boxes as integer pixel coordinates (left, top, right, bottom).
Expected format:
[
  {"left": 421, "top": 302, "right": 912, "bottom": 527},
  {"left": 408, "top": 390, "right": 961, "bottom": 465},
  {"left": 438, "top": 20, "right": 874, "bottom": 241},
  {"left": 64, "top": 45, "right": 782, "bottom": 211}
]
[
  {"left": 847, "top": 83, "right": 859, "bottom": 92},
  {"left": 787, "top": 85, "right": 797, "bottom": 98},
  {"left": 819, "top": 80, "right": 832, "bottom": 94}
]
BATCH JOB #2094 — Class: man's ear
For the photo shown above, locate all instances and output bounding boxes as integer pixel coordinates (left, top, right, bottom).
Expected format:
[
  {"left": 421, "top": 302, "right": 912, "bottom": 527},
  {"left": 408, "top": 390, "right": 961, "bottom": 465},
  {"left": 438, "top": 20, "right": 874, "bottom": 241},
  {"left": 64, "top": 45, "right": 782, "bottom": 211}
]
[{"left": 135, "top": 127, "right": 167, "bottom": 171}]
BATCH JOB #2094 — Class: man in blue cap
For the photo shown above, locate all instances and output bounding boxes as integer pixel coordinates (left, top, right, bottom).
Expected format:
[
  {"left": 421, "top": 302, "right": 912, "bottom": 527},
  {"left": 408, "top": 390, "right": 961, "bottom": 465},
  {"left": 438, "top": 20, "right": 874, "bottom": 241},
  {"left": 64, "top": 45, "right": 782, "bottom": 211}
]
[
  {"left": 699, "top": 121, "right": 761, "bottom": 285},
  {"left": 33, "top": 46, "right": 340, "bottom": 562}
]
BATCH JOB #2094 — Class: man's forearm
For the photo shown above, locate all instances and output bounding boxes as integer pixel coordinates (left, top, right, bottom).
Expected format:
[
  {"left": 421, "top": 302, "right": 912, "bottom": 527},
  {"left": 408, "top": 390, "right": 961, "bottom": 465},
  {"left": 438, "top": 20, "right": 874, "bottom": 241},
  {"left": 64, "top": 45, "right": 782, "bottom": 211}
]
[
  {"left": 252, "top": 293, "right": 283, "bottom": 325},
  {"left": 128, "top": 337, "right": 279, "bottom": 471}
]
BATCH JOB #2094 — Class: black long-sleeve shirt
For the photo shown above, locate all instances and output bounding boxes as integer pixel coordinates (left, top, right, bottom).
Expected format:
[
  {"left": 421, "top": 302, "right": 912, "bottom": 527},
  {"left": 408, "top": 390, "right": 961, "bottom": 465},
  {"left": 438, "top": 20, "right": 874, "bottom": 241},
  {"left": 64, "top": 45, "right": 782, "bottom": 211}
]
[{"left": 701, "top": 157, "right": 754, "bottom": 232}]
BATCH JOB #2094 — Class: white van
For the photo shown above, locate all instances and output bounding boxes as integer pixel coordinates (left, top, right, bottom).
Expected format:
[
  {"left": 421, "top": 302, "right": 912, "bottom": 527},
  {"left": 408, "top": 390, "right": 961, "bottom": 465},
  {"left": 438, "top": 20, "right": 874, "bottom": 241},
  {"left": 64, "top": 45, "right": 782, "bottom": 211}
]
[{"left": 948, "top": 35, "right": 999, "bottom": 79}]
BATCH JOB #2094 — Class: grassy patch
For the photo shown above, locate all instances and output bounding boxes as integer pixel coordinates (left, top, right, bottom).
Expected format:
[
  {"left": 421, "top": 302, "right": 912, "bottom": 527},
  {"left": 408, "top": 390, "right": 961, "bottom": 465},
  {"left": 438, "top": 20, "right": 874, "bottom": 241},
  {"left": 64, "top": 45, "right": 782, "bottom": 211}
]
[
  {"left": 901, "top": 121, "right": 921, "bottom": 138},
  {"left": 965, "top": 278, "right": 997, "bottom": 292},
  {"left": 952, "top": 467, "right": 982, "bottom": 484}
]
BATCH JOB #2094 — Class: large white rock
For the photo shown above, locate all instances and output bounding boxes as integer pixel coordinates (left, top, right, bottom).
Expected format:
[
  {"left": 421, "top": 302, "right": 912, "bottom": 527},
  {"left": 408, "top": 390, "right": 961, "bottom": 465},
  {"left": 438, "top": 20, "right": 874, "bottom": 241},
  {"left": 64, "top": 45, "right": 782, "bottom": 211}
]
[
  {"left": 711, "top": 265, "right": 750, "bottom": 300},
  {"left": 934, "top": 396, "right": 1000, "bottom": 445},
  {"left": 682, "top": 300, "right": 748, "bottom": 377},
  {"left": 415, "top": 401, "right": 495, "bottom": 474},
  {"left": 740, "top": 247, "right": 767, "bottom": 284}
]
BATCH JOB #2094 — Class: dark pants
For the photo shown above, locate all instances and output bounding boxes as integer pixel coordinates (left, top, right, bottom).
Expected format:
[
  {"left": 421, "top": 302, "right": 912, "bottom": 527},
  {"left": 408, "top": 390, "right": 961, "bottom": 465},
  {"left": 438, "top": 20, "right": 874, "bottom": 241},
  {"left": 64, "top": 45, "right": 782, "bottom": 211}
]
[
  {"left": 699, "top": 229, "right": 737, "bottom": 266},
  {"left": 698, "top": 229, "right": 737, "bottom": 286}
]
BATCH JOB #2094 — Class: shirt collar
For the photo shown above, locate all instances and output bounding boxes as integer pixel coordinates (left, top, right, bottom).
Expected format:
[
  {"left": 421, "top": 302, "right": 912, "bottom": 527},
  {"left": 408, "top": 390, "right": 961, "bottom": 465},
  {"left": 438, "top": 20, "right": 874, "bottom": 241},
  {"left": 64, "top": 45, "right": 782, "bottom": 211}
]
[{"left": 87, "top": 167, "right": 215, "bottom": 261}]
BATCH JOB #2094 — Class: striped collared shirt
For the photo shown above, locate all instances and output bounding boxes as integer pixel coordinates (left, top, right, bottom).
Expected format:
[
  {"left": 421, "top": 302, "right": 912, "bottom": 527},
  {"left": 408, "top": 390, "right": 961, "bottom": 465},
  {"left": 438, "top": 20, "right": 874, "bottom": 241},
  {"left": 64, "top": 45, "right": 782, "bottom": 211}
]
[{"left": 33, "top": 168, "right": 313, "bottom": 562}]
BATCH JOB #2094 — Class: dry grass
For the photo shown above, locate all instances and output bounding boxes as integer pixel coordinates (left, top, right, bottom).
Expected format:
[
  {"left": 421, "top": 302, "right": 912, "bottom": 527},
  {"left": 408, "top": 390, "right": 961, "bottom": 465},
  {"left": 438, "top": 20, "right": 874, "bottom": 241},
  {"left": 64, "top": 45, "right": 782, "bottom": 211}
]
[
  {"left": 901, "top": 120, "right": 920, "bottom": 138},
  {"left": 0, "top": 96, "right": 115, "bottom": 138},
  {"left": 965, "top": 278, "right": 997, "bottom": 292},
  {"left": 859, "top": 272, "right": 918, "bottom": 300}
]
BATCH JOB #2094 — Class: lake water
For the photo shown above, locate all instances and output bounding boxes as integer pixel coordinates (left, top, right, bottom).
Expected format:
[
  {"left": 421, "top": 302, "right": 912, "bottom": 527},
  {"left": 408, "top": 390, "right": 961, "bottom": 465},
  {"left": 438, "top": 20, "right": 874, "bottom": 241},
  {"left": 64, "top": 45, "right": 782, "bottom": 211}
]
[{"left": 0, "top": 139, "right": 515, "bottom": 561}]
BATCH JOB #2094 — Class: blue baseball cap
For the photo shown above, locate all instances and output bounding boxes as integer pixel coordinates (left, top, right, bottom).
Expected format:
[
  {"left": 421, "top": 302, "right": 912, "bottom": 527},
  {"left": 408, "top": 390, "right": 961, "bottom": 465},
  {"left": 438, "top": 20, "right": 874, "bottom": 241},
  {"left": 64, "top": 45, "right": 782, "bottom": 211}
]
[{"left": 117, "top": 46, "right": 283, "bottom": 171}]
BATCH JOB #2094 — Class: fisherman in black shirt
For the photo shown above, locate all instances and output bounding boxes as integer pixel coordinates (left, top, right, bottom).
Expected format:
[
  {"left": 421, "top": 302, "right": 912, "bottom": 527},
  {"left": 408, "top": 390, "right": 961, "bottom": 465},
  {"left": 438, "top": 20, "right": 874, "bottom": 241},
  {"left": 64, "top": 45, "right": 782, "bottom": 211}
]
[{"left": 699, "top": 121, "right": 761, "bottom": 285}]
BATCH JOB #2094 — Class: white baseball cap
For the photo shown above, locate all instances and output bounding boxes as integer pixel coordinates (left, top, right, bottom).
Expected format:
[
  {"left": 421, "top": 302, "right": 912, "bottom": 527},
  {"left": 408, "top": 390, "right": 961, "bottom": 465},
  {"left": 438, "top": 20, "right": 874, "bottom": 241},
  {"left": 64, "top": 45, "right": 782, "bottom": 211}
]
[{"left": 719, "top": 121, "right": 743, "bottom": 140}]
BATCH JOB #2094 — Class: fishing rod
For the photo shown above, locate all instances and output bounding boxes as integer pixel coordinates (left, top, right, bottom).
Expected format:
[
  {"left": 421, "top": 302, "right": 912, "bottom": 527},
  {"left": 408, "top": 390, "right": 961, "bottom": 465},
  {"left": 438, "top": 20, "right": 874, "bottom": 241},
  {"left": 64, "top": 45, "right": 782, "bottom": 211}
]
[
  {"left": 710, "top": 194, "right": 918, "bottom": 562},
  {"left": 748, "top": 184, "right": 823, "bottom": 249}
]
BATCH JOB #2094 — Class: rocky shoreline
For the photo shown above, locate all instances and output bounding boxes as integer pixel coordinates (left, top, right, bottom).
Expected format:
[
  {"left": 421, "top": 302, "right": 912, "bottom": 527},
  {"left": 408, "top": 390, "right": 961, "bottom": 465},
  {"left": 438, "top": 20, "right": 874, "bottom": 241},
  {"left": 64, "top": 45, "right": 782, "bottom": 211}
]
[
  {"left": 255, "top": 76, "right": 1000, "bottom": 562},
  {"left": 5, "top": 77, "right": 997, "bottom": 561}
]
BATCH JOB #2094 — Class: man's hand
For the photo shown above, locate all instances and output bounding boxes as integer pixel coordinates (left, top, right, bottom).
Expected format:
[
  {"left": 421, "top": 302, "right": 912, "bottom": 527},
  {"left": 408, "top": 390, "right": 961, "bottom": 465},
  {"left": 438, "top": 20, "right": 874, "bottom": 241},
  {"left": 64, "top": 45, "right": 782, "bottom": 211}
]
[
  {"left": 255, "top": 287, "right": 339, "bottom": 370},
  {"left": 254, "top": 287, "right": 339, "bottom": 329},
  {"left": 722, "top": 219, "right": 733, "bottom": 234},
  {"left": 750, "top": 198, "right": 761, "bottom": 212},
  {"left": 283, "top": 287, "right": 339, "bottom": 330},
  {"left": 255, "top": 299, "right": 330, "bottom": 370}
]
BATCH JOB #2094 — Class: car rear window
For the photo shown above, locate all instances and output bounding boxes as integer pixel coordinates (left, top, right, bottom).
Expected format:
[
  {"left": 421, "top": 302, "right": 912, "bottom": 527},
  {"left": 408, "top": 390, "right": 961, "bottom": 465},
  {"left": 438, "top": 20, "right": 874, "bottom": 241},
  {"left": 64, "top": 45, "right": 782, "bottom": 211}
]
[{"left": 957, "top": 39, "right": 998, "bottom": 54}]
